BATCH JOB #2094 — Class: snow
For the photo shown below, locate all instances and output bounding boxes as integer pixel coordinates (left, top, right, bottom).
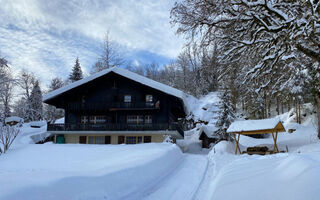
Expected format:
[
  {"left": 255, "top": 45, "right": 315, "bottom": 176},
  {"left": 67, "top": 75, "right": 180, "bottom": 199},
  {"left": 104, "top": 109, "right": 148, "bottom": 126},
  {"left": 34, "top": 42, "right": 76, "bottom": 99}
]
[
  {"left": 29, "top": 120, "right": 47, "bottom": 127},
  {"left": 185, "top": 92, "right": 220, "bottom": 124},
  {"left": 0, "top": 122, "right": 207, "bottom": 200},
  {"left": 227, "top": 117, "right": 282, "bottom": 133},
  {"left": 1, "top": 101, "right": 320, "bottom": 199},
  {"left": 0, "top": 143, "right": 185, "bottom": 200},
  {"left": 43, "top": 67, "right": 190, "bottom": 109},
  {"left": 195, "top": 105, "right": 320, "bottom": 200},
  {"left": 54, "top": 117, "right": 65, "bottom": 124},
  {"left": 181, "top": 92, "right": 221, "bottom": 151},
  {"left": 4, "top": 116, "right": 24, "bottom": 123}
]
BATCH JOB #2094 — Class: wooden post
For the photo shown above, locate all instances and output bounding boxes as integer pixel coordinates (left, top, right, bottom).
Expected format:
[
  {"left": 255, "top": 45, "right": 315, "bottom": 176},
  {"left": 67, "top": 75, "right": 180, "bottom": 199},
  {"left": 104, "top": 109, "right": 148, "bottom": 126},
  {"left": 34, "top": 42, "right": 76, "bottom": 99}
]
[
  {"left": 275, "top": 131, "right": 279, "bottom": 152},
  {"left": 271, "top": 131, "right": 279, "bottom": 153},
  {"left": 234, "top": 133, "right": 241, "bottom": 155}
]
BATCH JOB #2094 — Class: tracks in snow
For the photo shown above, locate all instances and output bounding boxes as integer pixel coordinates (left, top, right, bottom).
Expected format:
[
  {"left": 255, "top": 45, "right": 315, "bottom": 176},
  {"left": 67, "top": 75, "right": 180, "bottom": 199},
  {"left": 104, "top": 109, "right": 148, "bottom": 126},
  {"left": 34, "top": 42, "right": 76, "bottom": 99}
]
[{"left": 141, "top": 154, "right": 208, "bottom": 200}]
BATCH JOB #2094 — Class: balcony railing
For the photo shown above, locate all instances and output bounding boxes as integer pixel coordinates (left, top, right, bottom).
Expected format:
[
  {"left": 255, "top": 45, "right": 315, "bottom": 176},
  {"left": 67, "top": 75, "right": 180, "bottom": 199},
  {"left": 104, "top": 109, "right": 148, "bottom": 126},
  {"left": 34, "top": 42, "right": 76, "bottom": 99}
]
[
  {"left": 47, "top": 123, "right": 184, "bottom": 136},
  {"left": 67, "top": 102, "right": 160, "bottom": 111}
]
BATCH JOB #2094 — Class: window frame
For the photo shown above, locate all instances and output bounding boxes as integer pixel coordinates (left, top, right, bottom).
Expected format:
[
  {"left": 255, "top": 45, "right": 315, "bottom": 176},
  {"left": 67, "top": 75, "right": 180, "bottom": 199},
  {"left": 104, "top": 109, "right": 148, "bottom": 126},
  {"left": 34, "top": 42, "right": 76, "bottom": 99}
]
[
  {"left": 81, "top": 116, "right": 88, "bottom": 124},
  {"left": 124, "top": 95, "right": 132, "bottom": 103},
  {"left": 145, "top": 94, "right": 153, "bottom": 103},
  {"left": 127, "top": 115, "right": 144, "bottom": 124},
  {"left": 125, "top": 136, "right": 144, "bottom": 144},
  {"left": 145, "top": 115, "right": 152, "bottom": 124}
]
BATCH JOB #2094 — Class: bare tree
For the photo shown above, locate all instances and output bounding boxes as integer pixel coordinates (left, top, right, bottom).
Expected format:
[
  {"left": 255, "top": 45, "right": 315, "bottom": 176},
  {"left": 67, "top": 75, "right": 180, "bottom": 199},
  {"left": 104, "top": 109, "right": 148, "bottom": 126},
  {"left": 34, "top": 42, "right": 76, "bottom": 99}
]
[
  {"left": 0, "top": 125, "right": 20, "bottom": 154},
  {"left": 0, "top": 58, "right": 15, "bottom": 121},
  {"left": 0, "top": 76, "right": 14, "bottom": 120},
  {"left": 91, "top": 32, "right": 125, "bottom": 73},
  {"left": 19, "top": 69, "right": 35, "bottom": 100},
  {"left": 171, "top": 0, "right": 320, "bottom": 138}
]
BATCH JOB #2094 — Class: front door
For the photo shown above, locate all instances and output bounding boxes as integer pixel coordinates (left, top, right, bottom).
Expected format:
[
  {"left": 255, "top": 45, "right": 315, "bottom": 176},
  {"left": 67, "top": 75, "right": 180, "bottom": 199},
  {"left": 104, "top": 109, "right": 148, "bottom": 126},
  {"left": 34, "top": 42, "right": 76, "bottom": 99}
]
[
  {"left": 105, "top": 136, "right": 111, "bottom": 144},
  {"left": 118, "top": 136, "right": 125, "bottom": 144},
  {"left": 79, "top": 136, "right": 87, "bottom": 144}
]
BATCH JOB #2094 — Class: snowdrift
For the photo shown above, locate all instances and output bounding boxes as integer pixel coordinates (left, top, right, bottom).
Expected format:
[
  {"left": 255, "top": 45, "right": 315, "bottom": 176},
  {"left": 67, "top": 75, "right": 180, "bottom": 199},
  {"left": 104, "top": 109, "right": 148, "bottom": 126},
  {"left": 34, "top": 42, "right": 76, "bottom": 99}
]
[
  {"left": 0, "top": 143, "right": 183, "bottom": 200},
  {"left": 209, "top": 152, "right": 320, "bottom": 200}
]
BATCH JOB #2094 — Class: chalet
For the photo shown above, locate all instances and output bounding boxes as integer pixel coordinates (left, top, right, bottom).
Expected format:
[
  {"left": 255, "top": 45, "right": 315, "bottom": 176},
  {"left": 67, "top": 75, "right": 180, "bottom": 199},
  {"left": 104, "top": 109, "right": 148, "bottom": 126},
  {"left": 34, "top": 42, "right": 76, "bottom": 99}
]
[{"left": 43, "top": 67, "right": 188, "bottom": 144}]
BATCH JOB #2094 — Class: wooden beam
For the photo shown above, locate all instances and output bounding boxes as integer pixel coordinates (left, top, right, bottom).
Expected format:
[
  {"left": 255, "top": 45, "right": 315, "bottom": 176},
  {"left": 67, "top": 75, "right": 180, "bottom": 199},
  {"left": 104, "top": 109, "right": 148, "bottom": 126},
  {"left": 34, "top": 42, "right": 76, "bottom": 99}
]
[
  {"left": 271, "top": 131, "right": 279, "bottom": 153},
  {"left": 275, "top": 131, "right": 279, "bottom": 152},
  {"left": 234, "top": 133, "right": 241, "bottom": 155}
]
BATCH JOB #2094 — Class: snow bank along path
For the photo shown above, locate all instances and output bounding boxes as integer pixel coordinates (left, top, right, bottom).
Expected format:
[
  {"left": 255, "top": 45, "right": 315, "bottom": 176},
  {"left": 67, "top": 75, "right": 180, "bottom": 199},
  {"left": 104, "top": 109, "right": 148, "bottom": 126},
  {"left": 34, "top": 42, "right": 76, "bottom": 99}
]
[
  {"left": 0, "top": 142, "right": 207, "bottom": 200},
  {"left": 204, "top": 152, "right": 320, "bottom": 200}
]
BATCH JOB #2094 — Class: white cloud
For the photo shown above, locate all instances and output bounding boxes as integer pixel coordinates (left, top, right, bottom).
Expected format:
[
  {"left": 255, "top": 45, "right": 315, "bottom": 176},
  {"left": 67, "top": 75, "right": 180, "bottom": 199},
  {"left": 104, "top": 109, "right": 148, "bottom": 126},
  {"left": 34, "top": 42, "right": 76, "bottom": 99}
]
[
  {"left": 0, "top": 0, "right": 185, "bottom": 88},
  {"left": 0, "top": 0, "right": 184, "bottom": 58}
]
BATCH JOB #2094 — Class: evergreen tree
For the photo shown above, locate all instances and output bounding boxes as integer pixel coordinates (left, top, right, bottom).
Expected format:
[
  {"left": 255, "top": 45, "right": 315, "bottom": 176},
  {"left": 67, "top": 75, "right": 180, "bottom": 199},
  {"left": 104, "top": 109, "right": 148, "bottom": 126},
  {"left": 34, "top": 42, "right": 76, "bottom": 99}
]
[
  {"left": 44, "top": 77, "right": 65, "bottom": 123},
  {"left": 25, "top": 81, "right": 43, "bottom": 121},
  {"left": 69, "top": 57, "right": 83, "bottom": 82},
  {"left": 214, "top": 90, "right": 236, "bottom": 141}
]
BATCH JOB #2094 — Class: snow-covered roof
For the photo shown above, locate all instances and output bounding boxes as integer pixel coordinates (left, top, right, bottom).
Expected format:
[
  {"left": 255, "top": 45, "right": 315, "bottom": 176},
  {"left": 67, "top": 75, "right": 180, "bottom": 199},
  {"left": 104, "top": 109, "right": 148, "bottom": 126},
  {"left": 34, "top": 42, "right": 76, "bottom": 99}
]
[
  {"left": 54, "top": 117, "right": 65, "bottom": 124},
  {"left": 227, "top": 118, "right": 284, "bottom": 133},
  {"left": 5, "top": 116, "right": 24, "bottom": 123},
  {"left": 43, "top": 67, "right": 187, "bottom": 103},
  {"left": 200, "top": 124, "right": 218, "bottom": 138}
]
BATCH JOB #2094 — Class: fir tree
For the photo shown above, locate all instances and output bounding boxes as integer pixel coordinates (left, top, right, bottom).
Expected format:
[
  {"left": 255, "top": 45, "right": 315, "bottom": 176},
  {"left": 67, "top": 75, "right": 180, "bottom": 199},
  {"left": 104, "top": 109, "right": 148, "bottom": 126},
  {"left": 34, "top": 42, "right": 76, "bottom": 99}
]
[
  {"left": 25, "top": 81, "right": 43, "bottom": 121},
  {"left": 69, "top": 57, "right": 83, "bottom": 82},
  {"left": 214, "top": 90, "right": 236, "bottom": 141}
]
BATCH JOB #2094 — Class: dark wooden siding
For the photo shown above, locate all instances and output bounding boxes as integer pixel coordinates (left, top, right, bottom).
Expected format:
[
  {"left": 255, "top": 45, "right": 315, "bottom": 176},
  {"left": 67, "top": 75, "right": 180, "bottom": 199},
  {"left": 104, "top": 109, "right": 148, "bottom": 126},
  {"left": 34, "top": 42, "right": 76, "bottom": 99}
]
[{"left": 45, "top": 72, "right": 185, "bottom": 128}]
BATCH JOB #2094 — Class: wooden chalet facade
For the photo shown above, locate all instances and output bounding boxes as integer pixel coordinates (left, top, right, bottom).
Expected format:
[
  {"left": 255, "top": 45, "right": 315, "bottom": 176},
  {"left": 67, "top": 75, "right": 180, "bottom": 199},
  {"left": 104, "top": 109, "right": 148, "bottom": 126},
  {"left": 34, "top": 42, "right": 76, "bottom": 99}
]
[{"left": 43, "top": 67, "right": 187, "bottom": 145}]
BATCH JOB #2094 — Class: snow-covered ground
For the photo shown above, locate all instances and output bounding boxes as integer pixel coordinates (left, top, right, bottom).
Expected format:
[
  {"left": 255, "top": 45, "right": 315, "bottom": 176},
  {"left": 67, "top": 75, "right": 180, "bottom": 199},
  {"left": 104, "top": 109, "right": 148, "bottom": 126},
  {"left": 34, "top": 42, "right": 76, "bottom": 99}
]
[
  {"left": 0, "top": 123, "right": 207, "bottom": 200},
  {"left": 1, "top": 99, "right": 320, "bottom": 200},
  {"left": 195, "top": 104, "right": 320, "bottom": 200}
]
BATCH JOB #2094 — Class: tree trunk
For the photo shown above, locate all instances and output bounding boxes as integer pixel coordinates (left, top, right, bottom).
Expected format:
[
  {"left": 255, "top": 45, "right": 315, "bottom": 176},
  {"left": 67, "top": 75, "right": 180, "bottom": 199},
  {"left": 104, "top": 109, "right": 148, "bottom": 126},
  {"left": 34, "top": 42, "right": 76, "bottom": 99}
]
[
  {"left": 276, "top": 96, "right": 280, "bottom": 115},
  {"left": 315, "top": 95, "right": 320, "bottom": 139}
]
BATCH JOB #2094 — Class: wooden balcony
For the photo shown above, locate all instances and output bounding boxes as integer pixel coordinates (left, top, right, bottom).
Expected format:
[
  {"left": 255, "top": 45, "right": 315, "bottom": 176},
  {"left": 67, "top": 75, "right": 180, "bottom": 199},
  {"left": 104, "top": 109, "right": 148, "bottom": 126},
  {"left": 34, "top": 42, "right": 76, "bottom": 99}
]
[
  {"left": 67, "top": 102, "right": 160, "bottom": 112},
  {"left": 47, "top": 123, "right": 184, "bottom": 136}
]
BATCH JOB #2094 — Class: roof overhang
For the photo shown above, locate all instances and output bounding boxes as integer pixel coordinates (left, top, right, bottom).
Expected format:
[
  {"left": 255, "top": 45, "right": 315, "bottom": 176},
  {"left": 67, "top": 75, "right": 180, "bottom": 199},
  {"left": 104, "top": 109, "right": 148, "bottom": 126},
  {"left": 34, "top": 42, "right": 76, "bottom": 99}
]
[
  {"left": 227, "top": 119, "right": 286, "bottom": 135},
  {"left": 43, "top": 67, "right": 187, "bottom": 103}
]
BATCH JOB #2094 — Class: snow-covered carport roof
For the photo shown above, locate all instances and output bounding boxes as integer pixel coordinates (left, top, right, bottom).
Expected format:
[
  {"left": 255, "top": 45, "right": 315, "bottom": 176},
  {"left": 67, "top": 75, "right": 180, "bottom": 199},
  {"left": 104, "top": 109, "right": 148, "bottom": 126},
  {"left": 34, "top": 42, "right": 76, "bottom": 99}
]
[
  {"left": 227, "top": 118, "right": 286, "bottom": 155},
  {"left": 227, "top": 118, "right": 286, "bottom": 135}
]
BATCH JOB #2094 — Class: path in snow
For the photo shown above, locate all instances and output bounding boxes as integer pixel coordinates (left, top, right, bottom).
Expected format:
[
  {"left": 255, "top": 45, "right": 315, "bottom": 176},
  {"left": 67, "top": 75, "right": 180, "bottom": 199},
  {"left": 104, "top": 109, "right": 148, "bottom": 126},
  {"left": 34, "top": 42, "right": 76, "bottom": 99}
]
[{"left": 141, "top": 154, "right": 208, "bottom": 200}]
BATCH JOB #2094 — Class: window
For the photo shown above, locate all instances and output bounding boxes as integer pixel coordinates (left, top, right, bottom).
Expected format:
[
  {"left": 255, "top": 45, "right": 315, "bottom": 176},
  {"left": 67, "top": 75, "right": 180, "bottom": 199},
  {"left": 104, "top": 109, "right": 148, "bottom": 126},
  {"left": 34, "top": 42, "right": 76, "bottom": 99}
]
[
  {"left": 95, "top": 116, "right": 106, "bottom": 124},
  {"left": 88, "top": 136, "right": 106, "bottom": 144},
  {"left": 127, "top": 115, "right": 144, "bottom": 124},
  {"left": 126, "top": 136, "right": 137, "bottom": 144},
  {"left": 88, "top": 136, "right": 95, "bottom": 144},
  {"left": 124, "top": 95, "right": 132, "bottom": 103},
  {"left": 144, "top": 136, "right": 151, "bottom": 143},
  {"left": 126, "top": 136, "right": 143, "bottom": 144},
  {"left": 89, "top": 116, "right": 106, "bottom": 124},
  {"left": 81, "top": 116, "right": 88, "bottom": 124},
  {"left": 146, "top": 95, "right": 153, "bottom": 102},
  {"left": 145, "top": 115, "right": 152, "bottom": 124},
  {"left": 95, "top": 136, "right": 105, "bottom": 144}
]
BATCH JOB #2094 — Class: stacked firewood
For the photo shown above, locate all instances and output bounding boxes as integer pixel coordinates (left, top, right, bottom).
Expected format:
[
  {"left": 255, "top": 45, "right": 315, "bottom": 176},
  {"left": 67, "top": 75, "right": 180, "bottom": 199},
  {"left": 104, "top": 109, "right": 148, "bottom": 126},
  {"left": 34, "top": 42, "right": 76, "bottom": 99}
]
[{"left": 247, "top": 146, "right": 268, "bottom": 152}]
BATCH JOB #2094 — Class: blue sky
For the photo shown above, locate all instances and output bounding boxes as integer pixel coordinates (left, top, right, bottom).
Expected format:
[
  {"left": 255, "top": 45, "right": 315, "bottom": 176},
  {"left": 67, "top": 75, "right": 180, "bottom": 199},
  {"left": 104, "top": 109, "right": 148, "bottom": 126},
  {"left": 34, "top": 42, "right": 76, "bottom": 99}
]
[{"left": 0, "top": 0, "right": 184, "bottom": 87}]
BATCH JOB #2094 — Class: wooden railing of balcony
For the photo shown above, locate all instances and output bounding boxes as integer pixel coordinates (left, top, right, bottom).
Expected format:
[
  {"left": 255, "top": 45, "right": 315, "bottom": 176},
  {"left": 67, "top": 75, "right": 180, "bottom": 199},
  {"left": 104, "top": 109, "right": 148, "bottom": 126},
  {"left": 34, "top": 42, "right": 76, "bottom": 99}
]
[
  {"left": 47, "top": 123, "right": 184, "bottom": 136},
  {"left": 66, "top": 102, "right": 160, "bottom": 111}
]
